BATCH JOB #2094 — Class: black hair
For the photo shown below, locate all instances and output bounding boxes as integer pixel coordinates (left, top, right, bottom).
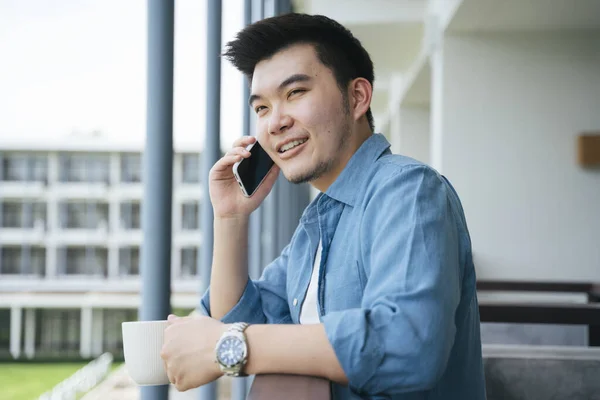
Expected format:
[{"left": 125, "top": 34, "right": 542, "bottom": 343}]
[{"left": 223, "top": 13, "right": 375, "bottom": 131}]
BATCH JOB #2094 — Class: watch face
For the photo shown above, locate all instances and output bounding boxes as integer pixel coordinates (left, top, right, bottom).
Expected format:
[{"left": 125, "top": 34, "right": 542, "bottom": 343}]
[{"left": 217, "top": 336, "right": 245, "bottom": 367}]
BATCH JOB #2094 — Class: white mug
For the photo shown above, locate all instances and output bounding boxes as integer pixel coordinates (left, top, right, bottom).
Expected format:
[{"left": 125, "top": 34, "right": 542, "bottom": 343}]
[{"left": 122, "top": 320, "right": 170, "bottom": 386}]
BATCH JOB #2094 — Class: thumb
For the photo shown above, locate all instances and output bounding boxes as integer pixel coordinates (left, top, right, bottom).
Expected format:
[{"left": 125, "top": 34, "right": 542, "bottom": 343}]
[{"left": 167, "top": 314, "right": 179, "bottom": 322}]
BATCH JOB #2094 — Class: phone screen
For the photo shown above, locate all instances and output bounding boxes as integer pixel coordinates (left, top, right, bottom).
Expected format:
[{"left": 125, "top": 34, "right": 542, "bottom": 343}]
[{"left": 236, "top": 140, "right": 275, "bottom": 196}]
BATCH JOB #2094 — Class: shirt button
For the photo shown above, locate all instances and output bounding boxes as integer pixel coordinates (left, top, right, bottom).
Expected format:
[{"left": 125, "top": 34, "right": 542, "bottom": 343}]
[{"left": 293, "top": 298, "right": 298, "bottom": 306}]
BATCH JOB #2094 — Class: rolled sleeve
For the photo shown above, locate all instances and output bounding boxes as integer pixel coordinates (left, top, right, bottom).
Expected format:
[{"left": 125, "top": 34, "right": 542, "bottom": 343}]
[
  {"left": 200, "top": 280, "right": 267, "bottom": 324},
  {"left": 199, "top": 236, "right": 297, "bottom": 325},
  {"left": 322, "top": 165, "right": 462, "bottom": 396}
]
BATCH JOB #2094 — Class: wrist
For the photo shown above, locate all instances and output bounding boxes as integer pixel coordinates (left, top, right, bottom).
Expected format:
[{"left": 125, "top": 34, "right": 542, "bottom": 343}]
[{"left": 214, "top": 214, "right": 250, "bottom": 226}]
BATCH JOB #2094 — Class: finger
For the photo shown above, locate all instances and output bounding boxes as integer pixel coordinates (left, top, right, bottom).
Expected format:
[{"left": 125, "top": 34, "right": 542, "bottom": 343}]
[
  {"left": 167, "top": 314, "right": 178, "bottom": 322},
  {"left": 164, "top": 360, "right": 174, "bottom": 384},
  {"left": 169, "top": 372, "right": 176, "bottom": 387},
  {"left": 225, "top": 147, "right": 251, "bottom": 158},
  {"left": 211, "top": 155, "right": 245, "bottom": 173},
  {"left": 231, "top": 135, "right": 256, "bottom": 148}
]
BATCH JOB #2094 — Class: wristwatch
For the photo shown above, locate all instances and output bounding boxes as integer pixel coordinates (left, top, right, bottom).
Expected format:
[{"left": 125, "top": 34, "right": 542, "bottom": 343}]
[{"left": 214, "top": 322, "right": 250, "bottom": 377}]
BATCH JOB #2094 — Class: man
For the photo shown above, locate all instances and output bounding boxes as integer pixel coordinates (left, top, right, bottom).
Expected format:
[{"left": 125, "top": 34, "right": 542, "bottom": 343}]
[{"left": 161, "top": 13, "right": 487, "bottom": 399}]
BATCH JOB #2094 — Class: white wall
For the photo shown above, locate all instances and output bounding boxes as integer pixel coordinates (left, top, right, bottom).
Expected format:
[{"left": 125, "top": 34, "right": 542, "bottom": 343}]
[
  {"left": 439, "top": 31, "right": 600, "bottom": 281},
  {"left": 398, "top": 106, "right": 430, "bottom": 164}
]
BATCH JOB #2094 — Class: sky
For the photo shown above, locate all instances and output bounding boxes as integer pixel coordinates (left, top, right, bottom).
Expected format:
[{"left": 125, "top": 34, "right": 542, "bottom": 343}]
[{"left": 0, "top": 0, "right": 246, "bottom": 149}]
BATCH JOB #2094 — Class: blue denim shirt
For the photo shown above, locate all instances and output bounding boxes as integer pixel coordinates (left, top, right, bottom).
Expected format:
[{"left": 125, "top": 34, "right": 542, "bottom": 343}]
[{"left": 201, "top": 133, "right": 487, "bottom": 399}]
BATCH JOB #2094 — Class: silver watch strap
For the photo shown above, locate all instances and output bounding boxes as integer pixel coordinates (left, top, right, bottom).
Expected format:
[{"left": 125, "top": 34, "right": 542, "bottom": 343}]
[{"left": 229, "top": 322, "right": 249, "bottom": 333}]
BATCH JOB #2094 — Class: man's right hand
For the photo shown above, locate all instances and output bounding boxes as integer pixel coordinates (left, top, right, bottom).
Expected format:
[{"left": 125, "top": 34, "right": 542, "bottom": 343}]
[{"left": 209, "top": 136, "right": 280, "bottom": 220}]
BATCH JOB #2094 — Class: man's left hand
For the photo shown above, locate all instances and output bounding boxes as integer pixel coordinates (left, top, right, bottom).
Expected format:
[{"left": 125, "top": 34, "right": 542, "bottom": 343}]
[{"left": 161, "top": 314, "right": 228, "bottom": 391}]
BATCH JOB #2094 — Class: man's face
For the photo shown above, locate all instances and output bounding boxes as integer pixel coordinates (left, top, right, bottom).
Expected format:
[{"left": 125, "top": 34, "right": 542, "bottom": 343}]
[{"left": 250, "top": 43, "right": 352, "bottom": 185}]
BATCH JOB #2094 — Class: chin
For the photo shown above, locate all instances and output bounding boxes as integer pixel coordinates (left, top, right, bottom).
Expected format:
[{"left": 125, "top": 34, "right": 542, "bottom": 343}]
[{"left": 282, "top": 169, "right": 312, "bottom": 184}]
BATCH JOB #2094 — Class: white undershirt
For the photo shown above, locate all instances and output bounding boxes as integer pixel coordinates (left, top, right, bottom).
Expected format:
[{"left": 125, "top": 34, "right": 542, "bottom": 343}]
[{"left": 299, "top": 240, "right": 323, "bottom": 324}]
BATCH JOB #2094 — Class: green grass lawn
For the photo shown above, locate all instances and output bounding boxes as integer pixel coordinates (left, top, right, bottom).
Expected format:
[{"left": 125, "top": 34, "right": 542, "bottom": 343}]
[{"left": 0, "top": 362, "right": 122, "bottom": 400}]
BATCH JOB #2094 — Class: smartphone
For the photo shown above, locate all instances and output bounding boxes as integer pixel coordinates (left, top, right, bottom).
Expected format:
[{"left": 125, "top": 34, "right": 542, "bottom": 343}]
[{"left": 232, "top": 139, "right": 275, "bottom": 197}]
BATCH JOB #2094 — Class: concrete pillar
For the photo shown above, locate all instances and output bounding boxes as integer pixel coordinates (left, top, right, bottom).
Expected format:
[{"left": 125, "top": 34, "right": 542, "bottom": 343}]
[
  {"left": 233, "top": 3, "right": 255, "bottom": 400},
  {"left": 247, "top": 0, "right": 262, "bottom": 283},
  {"left": 10, "top": 306, "right": 22, "bottom": 359},
  {"left": 109, "top": 153, "right": 120, "bottom": 280},
  {"left": 21, "top": 202, "right": 32, "bottom": 275},
  {"left": 80, "top": 307, "right": 93, "bottom": 358},
  {"left": 199, "top": 0, "right": 222, "bottom": 296},
  {"left": 198, "top": 2, "right": 222, "bottom": 400},
  {"left": 24, "top": 308, "right": 36, "bottom": 359},
  {"left": 92, "top": 308, "right": 104, "bottom": 356},
  {"left": 46, "top": 152, "right": 59, "bottom": 278},
  {"left": 110, "top": 152, "right": 120, "bottom": 186},
  {"left": 108, "top": 246, "right": 120, "bottom": 278},
  {"left": 45, "top": 246, "right": 56, "bottom": 278}
]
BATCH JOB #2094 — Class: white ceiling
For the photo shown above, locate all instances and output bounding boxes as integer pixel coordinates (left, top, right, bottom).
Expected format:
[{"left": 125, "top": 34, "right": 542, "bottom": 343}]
[
  {"left": 448, "top": 0, "right": 600, "bottom": 32},
  {"left": 348, "top": 23, "right": 423, "bottom": 84},
  {"left": 292, "top": 0, "right": 427, "bottom": 25}
]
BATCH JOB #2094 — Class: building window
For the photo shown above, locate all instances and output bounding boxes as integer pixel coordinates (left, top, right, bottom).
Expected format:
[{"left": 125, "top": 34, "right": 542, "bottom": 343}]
[
  {"left": 182, "top": 154, "right": 200, "bottom": 183},
  {"left": 0, "top": 247, "right": 21, "bottom": 274},
  {"left": 60, "top": 154, "right": 85, "bottom": 182},
  {"left": 103, "top": 309, "right": 137, "bottom": 357},
  {"left": 121, "top": 153, "right": 142, "bottom": 183},
  {"left": 59, "top": 153, "right": 109, "bottom": 183},
  {"left": 30, "top": 247, "right": 46, "bottom": 275},
  {"left": 119, "top": 247, "right": 140, "bottom": 276},
  {"left": 181, "top": 201, "right": 199, "bottom": 230},
  {"left": 30, "top": 154, "right": 48, "bottom": 182},
  {"left": 1, "top": 202, "right": 46, "bottom": 229},
  {"left": 120, "top": 202, "right": 141, "bottom": 230},
  {"left": 181, "top": 247, "right": 198, "bottom": 277},
  {"left": 0, "top": 309, "right": 10, "bottom": 358},
  {"left": 1, "top": 203, "right": 21, "bottom": 228},
  {"left": 87, "top": 155, "right": 110, "bottom": 183},
  {"left": 36, "top": 309, "right": 80, "bottom": 357},
  {"left": 63, "top": 202, "right": 85, "bottom": 229},
  {"left": 64, "top": 247, "right": 108, "bottom": 276},
  {"left": 60, "top": 201, "right": 108, "bottom": 229},
  {"left": 32, "top": 202, "right": 47, "bottom": 230},
  {"left": 0, "top": 246, "right": 45, "bottom": 275},
  {"left": 2, "top": 154, "right": 28, "bottom": 181}
]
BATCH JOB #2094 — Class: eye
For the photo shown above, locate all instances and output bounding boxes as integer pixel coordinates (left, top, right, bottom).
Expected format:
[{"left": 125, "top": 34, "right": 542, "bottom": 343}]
[
  {"left": 254, "top": 105, "right": 267, "bottom": 114},
  {"left": 288, "top": 88, "right": 305, "bottom": 98}
]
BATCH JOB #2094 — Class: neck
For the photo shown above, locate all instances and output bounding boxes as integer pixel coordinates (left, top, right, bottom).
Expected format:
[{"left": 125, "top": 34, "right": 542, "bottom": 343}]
[{"left": 311, "top": 126, "right": 372, "bottom": 193}]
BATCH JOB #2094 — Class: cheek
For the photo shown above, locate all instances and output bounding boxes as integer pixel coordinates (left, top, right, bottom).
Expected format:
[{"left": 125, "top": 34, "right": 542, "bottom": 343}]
[
  {"left": 297, "top": 92, "right": 344, "bottom": 131},
  {"left": 255, "top": 121, "right": 270, "bottom": 144},
  {"left": 295, "top": 101, "right": 329, "bottom": 127}
]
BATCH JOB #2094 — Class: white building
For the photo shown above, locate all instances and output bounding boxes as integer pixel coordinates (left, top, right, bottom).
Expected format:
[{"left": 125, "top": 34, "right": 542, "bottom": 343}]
[{"left": 0, "top": 134, "right": 204, "bottom": 360}]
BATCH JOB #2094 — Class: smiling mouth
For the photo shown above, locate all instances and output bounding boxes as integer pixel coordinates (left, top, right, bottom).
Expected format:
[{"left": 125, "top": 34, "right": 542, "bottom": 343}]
[{"left": 278, "top": 138, "right": 308, "bottom": 153}]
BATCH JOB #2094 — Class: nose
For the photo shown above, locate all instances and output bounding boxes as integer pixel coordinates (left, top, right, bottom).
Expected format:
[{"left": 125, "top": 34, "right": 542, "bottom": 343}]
[{"left": 268, "top": 106, "right": 293, "bottom": 135}]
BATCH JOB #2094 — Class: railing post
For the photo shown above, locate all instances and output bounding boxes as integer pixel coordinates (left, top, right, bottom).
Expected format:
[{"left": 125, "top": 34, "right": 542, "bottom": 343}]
[
  {"left": 140, "top": 0, "right": 175, "bottom": 399},
  {"left": 198, "top": 0, "right": 222, "bottom": 399}
]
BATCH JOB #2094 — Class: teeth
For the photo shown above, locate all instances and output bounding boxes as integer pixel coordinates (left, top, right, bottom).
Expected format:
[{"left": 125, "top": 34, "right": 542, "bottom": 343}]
[{"left": 280, "top": 139, "right": 307, "bottom": 153}]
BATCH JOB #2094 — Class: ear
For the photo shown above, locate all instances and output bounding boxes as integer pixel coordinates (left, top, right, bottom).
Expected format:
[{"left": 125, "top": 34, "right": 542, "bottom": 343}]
[{"left": 348, "top": 78, "right": 372, "bottom": 123}]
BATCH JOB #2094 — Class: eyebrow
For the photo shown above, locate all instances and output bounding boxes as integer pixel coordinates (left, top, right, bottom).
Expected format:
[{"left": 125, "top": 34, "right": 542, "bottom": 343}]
[{"left": 248, "top": 73, "right": 312, "bottom": 107}]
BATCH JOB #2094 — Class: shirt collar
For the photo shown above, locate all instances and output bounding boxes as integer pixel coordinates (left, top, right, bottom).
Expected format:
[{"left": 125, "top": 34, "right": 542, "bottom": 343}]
[
  {"left": 325, "top": 133, "right": 391, "bottom": 206},
  {"left": 300, "top": 133, "right": 391, "bottom": 223}
]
